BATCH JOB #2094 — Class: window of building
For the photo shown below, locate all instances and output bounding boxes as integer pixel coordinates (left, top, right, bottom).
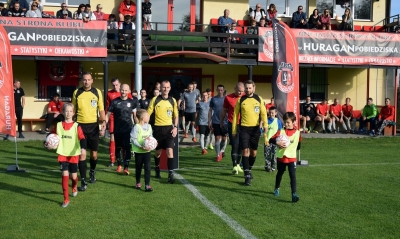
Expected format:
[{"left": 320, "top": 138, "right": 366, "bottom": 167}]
[
  {"left": 299, "top": 68, "right": 328, "bottom": 101},
  {"left": 42, "top": 0, "right": 89, "bottom": 7},
  {"left": 316, "top": 0, "right": 372, "bottom": 20}
]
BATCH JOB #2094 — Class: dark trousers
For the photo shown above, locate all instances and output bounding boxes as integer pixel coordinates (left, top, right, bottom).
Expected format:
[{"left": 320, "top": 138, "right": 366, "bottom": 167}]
[
  {"left": 228, "top": 123, "right": 242, "bottom": 167},
  {"left": 135, "top": 152, "right": 151, "bottom": 185},
  {"left": 275, "top": 161, "right": 297, "bottom": 193},
  {"left": 15, "top": 106, "right": 23, "bottom": 133},
  {"left": 359, "top": 117, "right": 376, "bottom": 131},
  {"left": 45, "top": 113, "right": 64, "bottom": 129}
]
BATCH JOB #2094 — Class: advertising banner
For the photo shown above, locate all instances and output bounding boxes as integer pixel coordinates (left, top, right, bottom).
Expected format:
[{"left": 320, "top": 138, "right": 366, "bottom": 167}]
[
  {"left": 0, "top": 25, "right": 16, "bottom": 137},
  {"left": 270, "top": 19, "right": 300, "bottom": 127},
  {"left": 0, "top": 18, "right": 107, "bottom": 57},
  {"left": 259, "top": 28, "right": 400, "bottom": 66}
]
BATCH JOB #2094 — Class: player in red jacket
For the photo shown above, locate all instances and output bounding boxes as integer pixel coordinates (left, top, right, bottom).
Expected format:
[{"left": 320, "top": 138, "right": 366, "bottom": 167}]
[
  {"left": 106, "top": 77, "right": 133, "bottom": 167},
  {"left": 375, "top": 98, "right": 395, "bottom": 136}
]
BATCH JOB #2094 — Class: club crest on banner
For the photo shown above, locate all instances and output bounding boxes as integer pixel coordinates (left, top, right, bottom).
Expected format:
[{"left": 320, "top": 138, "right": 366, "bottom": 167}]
[
  {"left": 277, "top": 62, "right": 294, "bottom": 93},
  {"left": 263, "top": 31, "right": 274, "bottom": 60},
  {"left": 49, "top": 61, "right": 66, "bottom": 81}
]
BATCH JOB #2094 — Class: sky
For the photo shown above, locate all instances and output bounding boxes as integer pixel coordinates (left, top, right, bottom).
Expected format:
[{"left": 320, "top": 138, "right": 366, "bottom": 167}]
[{"left": 391, "top": 0, "right": 400, "bottom": 16}]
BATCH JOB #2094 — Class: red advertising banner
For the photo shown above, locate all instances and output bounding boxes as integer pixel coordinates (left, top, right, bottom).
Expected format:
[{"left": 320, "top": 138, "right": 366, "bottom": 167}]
[
  {"left": 259, "top": 28, "right": 400, "bottom": 66},
  {"left": 39, "top": 61, "right": 80, "bottom": 86},
  {"left": 271, "top": 19, "right": 300, "bottom": 128},
  {"left": 0, "top": 25, "right": 16, "bottom": 137},
  {"left": 0, "top": 18, "right": 107, "bottom": 57}
]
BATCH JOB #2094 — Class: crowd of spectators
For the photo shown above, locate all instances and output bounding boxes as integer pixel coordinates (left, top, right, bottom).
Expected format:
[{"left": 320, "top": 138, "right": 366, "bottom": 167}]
[{"left": 297, "top": 96, "right": 395, "bottom": 136}]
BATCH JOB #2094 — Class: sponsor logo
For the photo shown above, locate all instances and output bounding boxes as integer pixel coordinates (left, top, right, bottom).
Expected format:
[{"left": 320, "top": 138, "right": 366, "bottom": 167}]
[
  {"left": 127, "top": 103, "right": 131, "bottom": 107},
  {"left": 49, "top": 61, "right": 66, "bottom": 81},
  {"left": 61, "top": 135, "right": 72, "bottom": 139},
  {"left": 167, "top": 109, "right": 172, "bottom": 116},
  {"left": 254, "top": 106, "right": 260, "bottom": 113},
  {"left": 277, "top": 62, "right": 295, "bottom": 93}
]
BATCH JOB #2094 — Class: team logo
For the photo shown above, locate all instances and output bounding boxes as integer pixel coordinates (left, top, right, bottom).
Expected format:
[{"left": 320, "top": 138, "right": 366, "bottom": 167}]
[
  {"left": 145, "top": 101, "right": 148, "bottom": 105},
  {"left": 167, "top": 110, "right": 172, "bottom": 116},
  {"left": 91, "top": 99, "right": 97, "bottom": 107},
  {"left": 0, "top": 80, "right": 3, "bottom": 89},
  {"left": 127, "top": 103, "right": 131, "bottom": 107},
  {"left": 49, "top": 61, "right": 66, "bottom": 81},
  {"left": 263, "top": 31, "right": 274, "bottom": 60},
  {"left": 277, "top": 62, "right": 295, "bottom": 93},
  {"left": 254, "top": 106, "right": 260, "bottom": 113}
]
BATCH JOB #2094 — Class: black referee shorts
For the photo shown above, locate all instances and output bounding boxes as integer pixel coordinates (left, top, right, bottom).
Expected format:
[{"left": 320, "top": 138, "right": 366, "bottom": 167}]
[
  {"left": 79, "top": 123, "right": 99, "bottom": 151},
  {"left": 153, "top": 125, "right": 175, "bottom": 150},
  {"left": 240, "top": 126, "right": 261, "bottom": 150}
]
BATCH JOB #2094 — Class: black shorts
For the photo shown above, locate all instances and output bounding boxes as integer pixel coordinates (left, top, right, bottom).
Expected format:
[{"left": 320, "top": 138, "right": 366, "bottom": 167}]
[
  {"left": 59, "top": 162, "right": 78, "bottom": 173},
  {"left": 179, "top": 110, "right": 185, "bottom": 117},
  {"left": 213, "top": 124, "right": 227, "bottom": 136},
  {"left": 153, "top": 125, "right": 175, "bottom": 150},
  {"left": 240, "top": 126, "right": 261, "bottom": 150},
  {"left": 79, "top": 123, "right": 99, "bottom": 151},
  {"left": 114, "top": 132, "right": 132, "bottom": 159},
  {"left": 184, "top": 112, "right": 196, "bottom": 122},
  {"left": 198, "top": 125, "right": 210, "bottom": 136}
]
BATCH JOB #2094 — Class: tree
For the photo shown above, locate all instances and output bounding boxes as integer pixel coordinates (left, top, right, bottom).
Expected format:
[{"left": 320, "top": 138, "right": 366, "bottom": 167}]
[{"left": 177, "top": 13, "right": 200, "bottom": 32}]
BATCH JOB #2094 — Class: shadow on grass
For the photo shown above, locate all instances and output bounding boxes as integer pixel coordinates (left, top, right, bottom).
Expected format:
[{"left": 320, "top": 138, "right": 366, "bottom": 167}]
[{"left": 0, "top": 181, "right": 60, "bottom": 204}]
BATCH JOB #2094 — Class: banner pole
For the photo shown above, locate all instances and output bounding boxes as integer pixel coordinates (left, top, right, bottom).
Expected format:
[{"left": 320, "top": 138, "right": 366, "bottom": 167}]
[{"left": 7, "top": 136, "right": 25, "bottom": 172}]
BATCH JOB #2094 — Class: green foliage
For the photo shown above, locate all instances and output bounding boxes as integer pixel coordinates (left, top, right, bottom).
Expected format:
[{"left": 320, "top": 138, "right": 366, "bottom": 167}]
[{"left": 0, "top": 138, "right": 399, "bottom": 238}]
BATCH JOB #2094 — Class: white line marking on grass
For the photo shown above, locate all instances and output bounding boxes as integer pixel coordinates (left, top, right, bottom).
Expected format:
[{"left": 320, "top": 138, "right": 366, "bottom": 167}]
[{"left": 174, "top": 173, "right": 258, "bottom": 239}]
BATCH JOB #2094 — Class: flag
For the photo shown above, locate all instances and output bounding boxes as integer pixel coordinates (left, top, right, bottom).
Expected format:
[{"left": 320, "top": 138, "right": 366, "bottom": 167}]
[
  {"left": 271, "top": 19, "right": 300, "bottom": 127},
  {"left": 0, "top": 25, "right": 16, "bottom": 137}
]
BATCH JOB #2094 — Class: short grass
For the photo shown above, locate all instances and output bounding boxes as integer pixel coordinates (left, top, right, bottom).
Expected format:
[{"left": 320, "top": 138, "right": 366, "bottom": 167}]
[{"left": 0, "top": 137, "right": 399, "bottom": 238}]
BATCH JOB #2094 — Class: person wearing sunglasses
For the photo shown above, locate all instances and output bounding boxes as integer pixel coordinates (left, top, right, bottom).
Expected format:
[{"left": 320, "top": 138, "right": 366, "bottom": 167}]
[
  {"left": 56, "top": 3, "right": 72, "bottom": 19},
  {"left": 291, "top": 5, "right": 308, "bottom": 29},
  {"left": 250, "top": 3, "right": 266, "bottom": 24},
  {"left": 25, "top": 2, "right": 42, "bottom": 18},
  {"left": 94, "top": 4, "right": 104, "bottom": 20},
  {"left": 28, "top": 0, "right": 42, "bottom": 12},
  {"left": 320, "top": 9, "right": 331, "bottom": 30}
]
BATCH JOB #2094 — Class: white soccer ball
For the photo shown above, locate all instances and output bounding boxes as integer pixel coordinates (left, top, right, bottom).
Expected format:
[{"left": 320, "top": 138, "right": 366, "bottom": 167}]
[
  {"left": 276, "top": 134, "right": 291, "bottom": 147},
  {"left": 143, "top": 136, "right": 157, "bottom": 151},
  {"left": 45, "top": 133, "right": 60, "bottom": 150}
]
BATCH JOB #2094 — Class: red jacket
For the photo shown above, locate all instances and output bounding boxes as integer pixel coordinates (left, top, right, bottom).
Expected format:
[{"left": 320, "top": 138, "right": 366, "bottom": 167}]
[
  {"left": 378, "top": 105, "right": 395, "bottom": 121},
  {"left": 119, "top": 1, "right": 136, "bottom": 17}
]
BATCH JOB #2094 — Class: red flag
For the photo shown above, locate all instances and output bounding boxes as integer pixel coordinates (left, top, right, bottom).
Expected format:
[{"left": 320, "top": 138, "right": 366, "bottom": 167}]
[
  {"left": 270, "top": 19, "right": 300, "bottom": 128},
  {"left": 0, "top": 25, "right": 16, "bottom": 137}
]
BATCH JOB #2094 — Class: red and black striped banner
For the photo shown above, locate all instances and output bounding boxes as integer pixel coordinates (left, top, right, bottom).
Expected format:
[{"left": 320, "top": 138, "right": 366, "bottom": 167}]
[{"left": 0, "top": 18, "right": 107, "bottom": 57}]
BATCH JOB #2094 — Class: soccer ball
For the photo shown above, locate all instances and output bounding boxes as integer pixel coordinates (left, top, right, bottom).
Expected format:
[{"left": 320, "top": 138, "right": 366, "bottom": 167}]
[
  {"left": 276, "top": 134, "right": 291, "bottom": 147},
  {"left": 143, "top": 136, "right": 157, "bottom": 151},
  {"left": 45, "top": 133, "right": 60, "bottom": 150}
]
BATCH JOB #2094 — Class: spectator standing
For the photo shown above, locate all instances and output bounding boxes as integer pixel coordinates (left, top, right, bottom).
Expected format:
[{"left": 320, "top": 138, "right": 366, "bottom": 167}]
[
  {"left": 138, "top": 89, "right": 150, "bottom": 110},
  {"left": 25, "top": 2, "right": 42, "bottom": 18},
  {"left": 314, "top": 99, "right": 332, "bottom": 133},
  {"left": 218, "top": 9, "right": 234, "bottom": 33},
  {"left": 183, "top": 83, "right": 199, "bottom": 141},
  {"left": 232, "top": 80, "right": 267, "bottom": 186},
  {"left": 264, "top": 106, "right": 283, "bottom": 172},
  {"left": 300, "top": 96, "right": 316, "bottom": 133},
  {"left": 73, "top": 4, "right": 85, "bottom": 20},
  {"left": 339, "top": 8, "right": 353, "bottom": 31},
  {"left": 269, "top": 112, "right": 301, "bottom": 203},
  {"left": 56, "top": 3, "right": 72, "bottom": 19},
  {"left": 308, "top": 9, "right": 320, "bottom": 29},
  {"left": 266, "top": 4, "right": 277, "bottom": 27},
  {"left": 131, "top": 109, "right": 154, "bottom": 192},
  {"left": 291, "top": 5, "right": 308, "bottom": 28},
  {"left": 358, "top": 98, "right": 377, "bottom": 135},
  {"left": 106, "top": 84, "right": 138, "bottom": 175},
  {"left": 4, "top": 79, "right": 25, "bottom": 140},
  {"left": 375, "top": 98, "right": 395, "bottom": 136},
  {"left": 329, "top": 98, "right": 347, "bottom": 133},
  {"left": 119, "top": 15, "right": 135, "bottom": 52},
  {"left": 342, "top": 97, "right": 354, "bottom": 133},
  {"left": 143, "top": 0, "right": 152, "bottom": 30},
  {"left": 0, "top": 3, "right": 9, "bottom": 16},
  {"left": 29, "top": 0, "right": 42, "bottom": 12},
  {"left": 221, "top": 82, "right": 244, "bottom": 174},
  {"left": 119, "top": 0, "right": 136, "bottom": 21},
  {"left": 320, "top": 9, "right": 331, "bottom": 30},
  {"left": 197, "top": 91, "right": 211, "bottom": 155},
  {"left": 72, "top": 72, "right": 106, "bottom": 191},
  {"left": 41, "top": 93, "right": 64, "bottom": 134},
  {"left": 250, "top": 3, "right": 266, "bottom": 24},
  {"left": 9, "top": 0, "right": 28, "bottom": 12},
  {"left": 147, "top": 81, "right": 179, "bottom": 183},
  {"left": 107, "top": 14, "right": 119, "bottom": 50},
  {"left": 209, "top": 85, "right": 227, "bottom": 161},
  {"left": 93, "top": 4, "right": 104, "bottom": 20},
  {"left": 9, "top": 3, "right": 25, "bottom": 17}
]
